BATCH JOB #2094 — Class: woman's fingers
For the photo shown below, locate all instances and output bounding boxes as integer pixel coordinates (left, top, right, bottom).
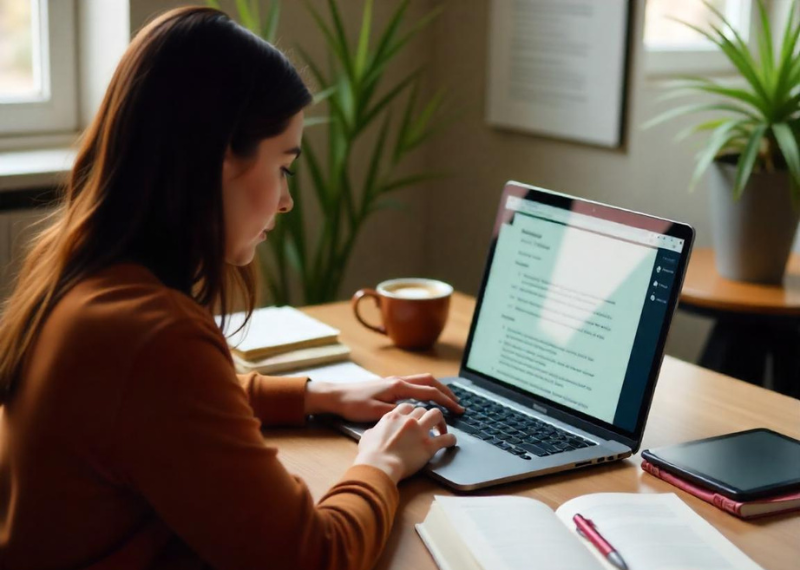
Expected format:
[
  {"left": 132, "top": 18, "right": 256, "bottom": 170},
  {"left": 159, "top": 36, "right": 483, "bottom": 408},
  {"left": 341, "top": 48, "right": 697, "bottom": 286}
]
[
  {"left": 420, "top": 407, "right": 448, "bottom": 436},
  {"left": 370, "top": 401, "right": 396, "bottom": 417},
  {"left": 393, "top": 402, "right": 416, "bottom": 415},
  {"left": 396, "top": 382, "right": 464, "bottom": 413},
  {"left": 431, "top": 431, "right": 458, "bottom": 450},
  {"left": 409, "top": 406, "right": 429, "bottom": 422},
  {"left": 401, "top": 373, "right": 459, "bottom": 402}
]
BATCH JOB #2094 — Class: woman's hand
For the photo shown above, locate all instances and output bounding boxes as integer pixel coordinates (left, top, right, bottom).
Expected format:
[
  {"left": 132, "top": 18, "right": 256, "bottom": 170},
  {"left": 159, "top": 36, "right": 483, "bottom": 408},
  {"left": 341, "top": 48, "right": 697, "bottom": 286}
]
[
  {"left": 354, "top": 403, "right": 457, "bottom": 484},
  {"left": 304, "top": 373, "right": 464, "bottom": 422}
]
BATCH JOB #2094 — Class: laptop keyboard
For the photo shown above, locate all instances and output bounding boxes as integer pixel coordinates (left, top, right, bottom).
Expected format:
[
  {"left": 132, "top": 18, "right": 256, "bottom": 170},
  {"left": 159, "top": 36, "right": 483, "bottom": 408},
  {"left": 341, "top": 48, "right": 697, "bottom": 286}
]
[{"left": 410, "top": 384, "right": 597, "bottom": 461}]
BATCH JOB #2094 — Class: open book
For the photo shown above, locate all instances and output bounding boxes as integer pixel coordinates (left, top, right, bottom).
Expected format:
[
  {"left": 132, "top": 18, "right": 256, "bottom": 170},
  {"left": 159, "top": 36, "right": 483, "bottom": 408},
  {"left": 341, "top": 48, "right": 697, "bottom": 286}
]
[{"left": 416, "top": 493, "right": 763, "bottom": 570}]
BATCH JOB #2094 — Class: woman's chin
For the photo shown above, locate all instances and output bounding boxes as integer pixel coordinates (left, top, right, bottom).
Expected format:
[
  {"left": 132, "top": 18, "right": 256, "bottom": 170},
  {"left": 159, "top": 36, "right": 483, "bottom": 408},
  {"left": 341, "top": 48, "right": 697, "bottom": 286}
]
[{"left": 225, "top": 247, "right": 257, "bottom": 267}]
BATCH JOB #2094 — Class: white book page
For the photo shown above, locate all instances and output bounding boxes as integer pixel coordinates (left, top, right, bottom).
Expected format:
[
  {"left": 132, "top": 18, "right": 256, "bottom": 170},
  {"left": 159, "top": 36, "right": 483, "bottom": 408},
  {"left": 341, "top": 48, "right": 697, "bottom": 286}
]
[
  {"left": 416, "top": 503, "right": 483, "bottom": 570},
  {"left": 555, "top": 493, "right": 764, "bottom": 570},
  {"left": 282, "top": 361, "right": 381, "bottom": 383},
  {"left": 217, "top": 306, "right": 339, "bottom": 352},
  {"left": 436, "top": 495, "right": 604, "bottom": 570}
]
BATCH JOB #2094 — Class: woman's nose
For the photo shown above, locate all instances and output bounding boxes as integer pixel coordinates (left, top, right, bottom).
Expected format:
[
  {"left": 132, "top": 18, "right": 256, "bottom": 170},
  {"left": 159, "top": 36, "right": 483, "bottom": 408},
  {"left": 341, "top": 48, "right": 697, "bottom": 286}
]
[{"left": 278, "top": 189, "right": 294, "bottom": 213}]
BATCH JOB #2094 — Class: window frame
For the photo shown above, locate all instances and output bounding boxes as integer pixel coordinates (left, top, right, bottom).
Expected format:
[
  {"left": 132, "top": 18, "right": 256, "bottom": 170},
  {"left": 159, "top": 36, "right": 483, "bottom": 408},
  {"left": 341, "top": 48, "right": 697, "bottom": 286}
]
[
  {"left": 0, "top": 0, "right": 78, "bottom": 137},
  {"left": 644, "top": 0, "right": 759, "bottom": 77}
]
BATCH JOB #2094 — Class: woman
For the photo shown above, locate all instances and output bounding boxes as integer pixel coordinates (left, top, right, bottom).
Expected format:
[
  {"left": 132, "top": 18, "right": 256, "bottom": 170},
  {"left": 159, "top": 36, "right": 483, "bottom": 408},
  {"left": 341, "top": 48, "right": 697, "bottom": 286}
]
[{"left": 0, "top": 7, "right": 462, "bottom": 570}]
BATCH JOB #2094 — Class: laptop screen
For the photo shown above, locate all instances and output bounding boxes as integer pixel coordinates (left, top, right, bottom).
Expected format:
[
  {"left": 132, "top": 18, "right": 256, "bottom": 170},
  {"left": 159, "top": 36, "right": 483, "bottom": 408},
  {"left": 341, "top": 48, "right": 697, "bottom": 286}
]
[{"left": 463, "top": 183, "right": 693, "bottom": 438}]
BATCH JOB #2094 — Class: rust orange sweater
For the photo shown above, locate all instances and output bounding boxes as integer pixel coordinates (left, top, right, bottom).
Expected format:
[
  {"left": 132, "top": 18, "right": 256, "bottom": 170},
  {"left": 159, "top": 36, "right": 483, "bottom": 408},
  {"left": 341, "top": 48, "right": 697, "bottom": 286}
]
[{"left": 0, "top": 263, "right": 398, "bottom": 570}]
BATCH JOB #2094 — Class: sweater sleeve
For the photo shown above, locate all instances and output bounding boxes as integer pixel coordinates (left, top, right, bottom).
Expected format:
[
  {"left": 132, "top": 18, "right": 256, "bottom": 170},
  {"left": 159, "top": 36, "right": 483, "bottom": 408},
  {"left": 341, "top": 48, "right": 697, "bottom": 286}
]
[
  {"left": 237, "top": 372, "right": 309, "bottom": 427},
  {"left": 108, "top": 320, "right": 399, "bottom": 570}
]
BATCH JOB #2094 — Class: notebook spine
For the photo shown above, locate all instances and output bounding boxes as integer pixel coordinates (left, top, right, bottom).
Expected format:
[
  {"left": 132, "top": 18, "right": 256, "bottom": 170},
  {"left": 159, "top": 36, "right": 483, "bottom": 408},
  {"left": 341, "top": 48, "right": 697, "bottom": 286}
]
[{"left": 640, "top": 460, "right": 741, "bottom": 517}]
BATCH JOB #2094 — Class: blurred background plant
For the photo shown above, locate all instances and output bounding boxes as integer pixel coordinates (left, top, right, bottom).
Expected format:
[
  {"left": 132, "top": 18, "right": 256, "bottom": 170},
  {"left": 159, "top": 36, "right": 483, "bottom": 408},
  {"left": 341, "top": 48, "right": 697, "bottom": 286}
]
[
  {"left": 646, "top": 0, "right": 800, "bottom": 199},
  {"left": 208, "top": 0, "right": 452, "bottom": 305}
]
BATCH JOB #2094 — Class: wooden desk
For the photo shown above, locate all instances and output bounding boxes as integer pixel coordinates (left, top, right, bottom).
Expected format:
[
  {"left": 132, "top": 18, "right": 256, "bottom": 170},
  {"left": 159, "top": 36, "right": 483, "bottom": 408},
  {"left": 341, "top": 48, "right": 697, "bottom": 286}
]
[
  {"left": 680, "top": 248, "right": 800, "bottom": 396},
  {"left": 682, "top": 248, "right": 800, "bottom": 315},
  {"left": 268, "top": 293, "right": 800, "bottom": 570}
]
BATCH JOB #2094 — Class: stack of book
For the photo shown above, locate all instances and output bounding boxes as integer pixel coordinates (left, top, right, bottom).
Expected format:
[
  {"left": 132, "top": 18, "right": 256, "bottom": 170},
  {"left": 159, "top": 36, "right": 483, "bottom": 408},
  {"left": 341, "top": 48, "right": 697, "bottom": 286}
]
[
  {"left": 218, "top": 306, "right": 351, "bottom": 375},
  {"left": 641, "top": 460, "right": 800, "bottom": 519}
]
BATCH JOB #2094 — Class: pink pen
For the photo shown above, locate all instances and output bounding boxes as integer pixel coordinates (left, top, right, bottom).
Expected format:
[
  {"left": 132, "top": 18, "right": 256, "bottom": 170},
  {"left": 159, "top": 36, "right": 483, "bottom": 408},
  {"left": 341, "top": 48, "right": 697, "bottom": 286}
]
[{"left": 573, "top": 513, "right": 629, "bottom": 570}]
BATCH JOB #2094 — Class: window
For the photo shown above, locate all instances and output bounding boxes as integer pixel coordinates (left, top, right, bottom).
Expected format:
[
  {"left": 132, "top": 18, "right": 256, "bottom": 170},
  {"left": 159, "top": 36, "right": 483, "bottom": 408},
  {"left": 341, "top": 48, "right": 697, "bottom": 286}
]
[
  {"left": 0, "top": 0, "right": 78, "bottom": 136},
  {"left": 644, "top": 0, "right": 756, "bottom": 76}
]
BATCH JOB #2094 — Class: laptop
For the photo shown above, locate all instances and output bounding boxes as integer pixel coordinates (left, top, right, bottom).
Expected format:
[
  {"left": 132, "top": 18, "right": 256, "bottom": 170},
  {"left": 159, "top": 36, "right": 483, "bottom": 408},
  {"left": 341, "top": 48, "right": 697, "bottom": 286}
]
[{"left": 338, "top": 181, "right": 695, "bottom": 490}]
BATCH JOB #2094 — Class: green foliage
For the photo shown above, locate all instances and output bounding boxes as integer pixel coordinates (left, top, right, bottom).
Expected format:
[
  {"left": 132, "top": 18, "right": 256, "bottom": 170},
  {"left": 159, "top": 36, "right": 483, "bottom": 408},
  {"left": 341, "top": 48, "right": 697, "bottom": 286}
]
[
  {"left": 646, "top": 0, "right": 800, "bottom": 200},
  {"left": 212, "top": 0, "right": 450, "bottom": 305},
  {"left": 207, "top": 0, "right": 281, "bottom": 42}
]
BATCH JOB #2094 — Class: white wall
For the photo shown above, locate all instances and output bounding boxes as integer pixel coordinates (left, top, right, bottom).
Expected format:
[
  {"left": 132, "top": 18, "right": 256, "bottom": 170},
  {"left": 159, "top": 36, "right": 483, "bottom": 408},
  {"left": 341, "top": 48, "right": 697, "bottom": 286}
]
[{"left": 77, "top": 0, "right": 131, "bottom": 127}]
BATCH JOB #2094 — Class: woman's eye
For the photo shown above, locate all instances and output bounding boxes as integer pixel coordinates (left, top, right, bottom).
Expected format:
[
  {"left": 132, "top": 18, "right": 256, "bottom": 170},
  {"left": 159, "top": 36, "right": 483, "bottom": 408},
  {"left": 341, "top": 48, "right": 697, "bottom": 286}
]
[{"left": 281, "top": 167, "right": 296, "bottom": 178}]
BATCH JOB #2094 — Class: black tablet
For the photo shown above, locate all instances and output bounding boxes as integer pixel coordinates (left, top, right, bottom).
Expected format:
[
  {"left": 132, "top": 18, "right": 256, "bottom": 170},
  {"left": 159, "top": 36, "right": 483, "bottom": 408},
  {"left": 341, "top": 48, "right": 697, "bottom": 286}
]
[{"left": 641, "top": 428, "right": 800, "bottom": 501}]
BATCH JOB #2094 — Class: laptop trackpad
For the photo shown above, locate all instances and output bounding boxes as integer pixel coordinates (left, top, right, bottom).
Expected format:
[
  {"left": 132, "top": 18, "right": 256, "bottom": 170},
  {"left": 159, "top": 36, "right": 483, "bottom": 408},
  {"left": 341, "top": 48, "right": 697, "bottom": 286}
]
[
  {"left": 425, "top": 430, "right": 544, "bottom": 488},
  {"left": 335, "top": 420, "right": 524, "bottom": 481}
]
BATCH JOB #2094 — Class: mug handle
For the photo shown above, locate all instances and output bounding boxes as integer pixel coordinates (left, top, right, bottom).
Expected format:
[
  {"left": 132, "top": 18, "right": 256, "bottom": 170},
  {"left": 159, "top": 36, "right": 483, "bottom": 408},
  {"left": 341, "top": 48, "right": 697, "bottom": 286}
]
[{"left": 351, "top": 288, "right": 387, "bottom": 335}]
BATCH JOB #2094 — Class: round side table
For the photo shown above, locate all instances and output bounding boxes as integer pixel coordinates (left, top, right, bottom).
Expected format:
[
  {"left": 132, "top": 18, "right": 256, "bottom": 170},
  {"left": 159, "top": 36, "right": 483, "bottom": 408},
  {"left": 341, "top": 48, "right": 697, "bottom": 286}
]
[{"left": 679, "top": 248, "right": 800, "bottom": 398}]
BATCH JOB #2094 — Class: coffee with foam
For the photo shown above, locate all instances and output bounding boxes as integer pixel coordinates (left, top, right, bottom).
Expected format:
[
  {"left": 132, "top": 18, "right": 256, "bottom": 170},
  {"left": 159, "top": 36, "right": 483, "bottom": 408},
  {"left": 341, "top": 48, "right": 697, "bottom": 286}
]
[
  {"left": 353, "top": 278, "right": 454, "bottom": 350},
  {"left": 382, "top": 283, "right": 444, "bottom": 299}
]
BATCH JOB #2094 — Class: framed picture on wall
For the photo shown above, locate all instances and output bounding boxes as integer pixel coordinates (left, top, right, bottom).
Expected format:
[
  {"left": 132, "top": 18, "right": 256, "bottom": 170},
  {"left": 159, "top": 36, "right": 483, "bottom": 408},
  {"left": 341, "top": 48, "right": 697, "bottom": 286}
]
[{"left": 486, "top": 0, "right": 633, "bottom": 148}]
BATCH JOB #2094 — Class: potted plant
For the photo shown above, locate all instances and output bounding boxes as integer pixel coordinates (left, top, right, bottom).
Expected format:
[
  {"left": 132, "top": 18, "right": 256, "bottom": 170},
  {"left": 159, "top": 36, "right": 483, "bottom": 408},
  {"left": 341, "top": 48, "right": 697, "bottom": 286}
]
[
  {"left": 210, "top": 0, "right": 451, "bottom": 304},
  {"left": 648, "top": 0, "right": 800, "bottom": 283}
]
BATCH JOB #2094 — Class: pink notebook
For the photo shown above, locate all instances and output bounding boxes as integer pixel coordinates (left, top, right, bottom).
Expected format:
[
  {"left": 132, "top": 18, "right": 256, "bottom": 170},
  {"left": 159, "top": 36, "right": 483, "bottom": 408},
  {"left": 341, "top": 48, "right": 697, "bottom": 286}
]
[{"left": 641, "top": 460, "right": 800, "bottom": 519}]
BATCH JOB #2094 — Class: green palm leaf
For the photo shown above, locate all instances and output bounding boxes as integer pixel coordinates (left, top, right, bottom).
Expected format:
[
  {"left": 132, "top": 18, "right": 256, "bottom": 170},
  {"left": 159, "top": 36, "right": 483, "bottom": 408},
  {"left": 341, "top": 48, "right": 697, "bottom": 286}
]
[
  {"left": 263, "top": 1, "right": 281, "bottom": 43},
  {"left": 300, "top": 140, "right": 329, "bottom": 211},
  {"left": 355, "top": 0, "right": 374, "bottom": 78},
  {"left": 326, "top": 0, "right": 356, "bottom": 82},
  {"left": 368, "top": 5, "right": 443, "bottom": 85},
  {"left": 234, "top": 0, "right": 257, "bottom": 32},
  {"left": 734, "top": 125, "right": 768, "bottom": 198},
  {"left": 689, "top": 119, "right": 751, "bottom": 190},
  {"left": 675, "top": 118, "right": 732, "bottom": 142},
  {"left": 367, "top": 0, "right": 411, "bottom": 85},
  {"left": 673, "top": 17, "right": 771, "bottom": 108},
  {"left": 643, "top": 103, "right": 756, "bottom": 130},
  {"left": 774, "top": 6, "right": 800, "bottom": 102},
  {"left": 364, "top": 112, "right": 392, "bottom": 199},
  {"left": 303, "top": 1, "right": 353, "bottom": 81},
  {"left": 773, "top": 122, "right": 800, "bottom": 191},
  {"left": 652, "top": 1, "right": 800, "bottom": 205},
  {"left": 358, "top": 67, "right": 423, "bottom": 135},
  {"left": 753, "top": 0, "right": 775, "bottom": 87}
]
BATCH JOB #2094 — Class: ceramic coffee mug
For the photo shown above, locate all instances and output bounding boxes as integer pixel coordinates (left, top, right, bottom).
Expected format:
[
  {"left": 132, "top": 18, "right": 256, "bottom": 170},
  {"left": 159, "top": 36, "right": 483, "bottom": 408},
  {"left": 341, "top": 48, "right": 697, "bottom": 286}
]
[{"left": 351, "top": 278, "right": 453, "bottom": 350}]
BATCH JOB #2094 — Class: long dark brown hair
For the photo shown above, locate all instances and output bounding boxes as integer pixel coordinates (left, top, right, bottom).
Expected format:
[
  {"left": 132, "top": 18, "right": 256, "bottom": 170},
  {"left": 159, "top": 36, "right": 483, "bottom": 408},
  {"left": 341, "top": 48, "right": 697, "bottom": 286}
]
[{"left": 0, "top": 6, "right": 312, "bottom": 404}]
